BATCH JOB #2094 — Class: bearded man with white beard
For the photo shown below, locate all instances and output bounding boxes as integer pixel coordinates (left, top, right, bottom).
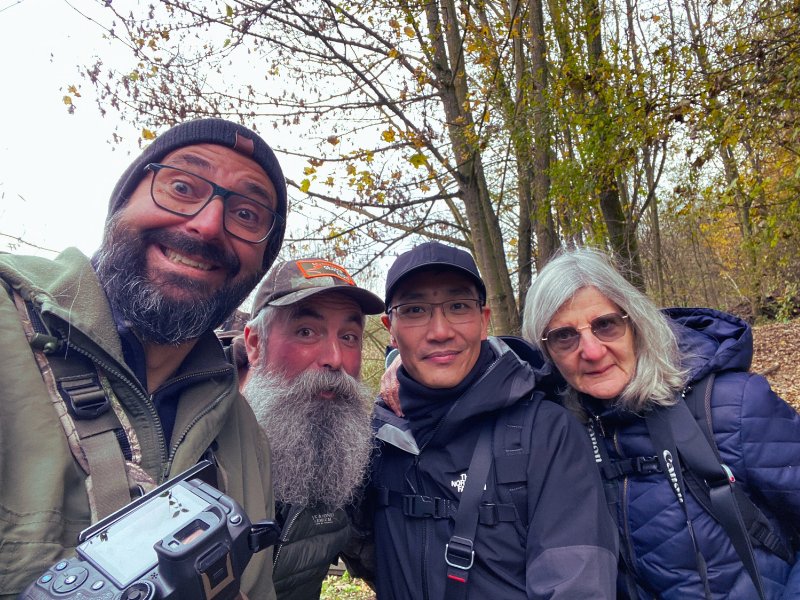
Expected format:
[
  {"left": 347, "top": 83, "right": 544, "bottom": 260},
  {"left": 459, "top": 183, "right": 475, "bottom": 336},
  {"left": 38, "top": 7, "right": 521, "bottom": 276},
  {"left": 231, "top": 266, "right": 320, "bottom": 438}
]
[{"left": 240, "top": 259, "right": 384, "bottom": 600}]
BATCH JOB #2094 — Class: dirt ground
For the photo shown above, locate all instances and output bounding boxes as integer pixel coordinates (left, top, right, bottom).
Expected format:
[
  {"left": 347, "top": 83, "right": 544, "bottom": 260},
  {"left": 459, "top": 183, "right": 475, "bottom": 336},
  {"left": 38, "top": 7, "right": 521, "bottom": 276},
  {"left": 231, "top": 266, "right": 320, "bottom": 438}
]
[{"left": 751, "top": 319, "right": 800, "bottom": 412}]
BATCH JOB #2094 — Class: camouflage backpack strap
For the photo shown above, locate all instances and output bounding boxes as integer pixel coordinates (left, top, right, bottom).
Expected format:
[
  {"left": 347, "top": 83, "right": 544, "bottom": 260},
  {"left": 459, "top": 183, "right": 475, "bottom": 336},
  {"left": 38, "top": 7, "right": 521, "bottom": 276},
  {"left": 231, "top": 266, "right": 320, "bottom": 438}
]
[{"left": 11, "top": 290, "right": 154, "bottom": 520}]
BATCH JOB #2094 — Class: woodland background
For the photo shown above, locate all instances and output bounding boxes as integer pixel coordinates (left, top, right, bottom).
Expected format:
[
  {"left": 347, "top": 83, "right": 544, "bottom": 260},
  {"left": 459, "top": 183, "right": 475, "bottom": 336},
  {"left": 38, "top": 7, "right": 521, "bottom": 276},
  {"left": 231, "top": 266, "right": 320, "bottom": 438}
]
[
  {"left": 65, "top": 0, "right": 800, "bottom": 338},
  {"left": 4, "top": 4, "right": 796, "bottom": 594}
]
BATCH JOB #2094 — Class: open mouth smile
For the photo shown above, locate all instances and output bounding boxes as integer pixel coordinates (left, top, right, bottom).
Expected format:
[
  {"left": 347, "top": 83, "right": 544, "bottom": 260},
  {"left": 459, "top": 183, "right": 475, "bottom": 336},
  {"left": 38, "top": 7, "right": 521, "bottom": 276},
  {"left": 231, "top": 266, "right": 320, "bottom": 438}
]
[{"left": 163, "top": 246, "right": 217, "bottom": 271}]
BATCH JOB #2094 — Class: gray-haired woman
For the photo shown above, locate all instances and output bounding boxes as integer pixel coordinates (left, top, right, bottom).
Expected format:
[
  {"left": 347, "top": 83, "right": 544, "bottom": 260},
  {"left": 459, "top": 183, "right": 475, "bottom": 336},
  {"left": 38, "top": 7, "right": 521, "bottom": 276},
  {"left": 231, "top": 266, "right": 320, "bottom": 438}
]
[{"left": 522, "top": 247, "right": 800, "bottom": 600}]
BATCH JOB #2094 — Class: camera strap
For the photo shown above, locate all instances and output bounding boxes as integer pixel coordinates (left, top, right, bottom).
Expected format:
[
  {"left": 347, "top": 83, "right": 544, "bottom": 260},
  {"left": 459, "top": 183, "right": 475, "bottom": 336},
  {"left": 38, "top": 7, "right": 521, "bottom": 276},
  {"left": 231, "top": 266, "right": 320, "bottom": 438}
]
[{"left": 12, "top": 290, "right": 134, "bottom": 520}]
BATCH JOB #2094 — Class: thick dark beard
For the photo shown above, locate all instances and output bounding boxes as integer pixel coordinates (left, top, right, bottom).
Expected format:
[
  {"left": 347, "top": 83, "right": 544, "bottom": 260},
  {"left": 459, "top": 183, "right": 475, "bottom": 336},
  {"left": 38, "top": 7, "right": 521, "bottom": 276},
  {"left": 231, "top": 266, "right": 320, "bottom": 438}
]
[
  {"left": 94, "top": 217, "right": 262, "bottom": 345},
  {"left": 244, "top": 368, "right": 374, "bottom": 509}
]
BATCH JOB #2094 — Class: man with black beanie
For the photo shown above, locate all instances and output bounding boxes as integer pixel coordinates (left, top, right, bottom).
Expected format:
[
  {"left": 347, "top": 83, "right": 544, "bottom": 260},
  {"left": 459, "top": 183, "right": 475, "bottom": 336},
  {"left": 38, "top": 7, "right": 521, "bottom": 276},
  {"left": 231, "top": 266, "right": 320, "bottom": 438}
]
[{"left": 0, "top": 118, "right": 286, "bottom": 599}]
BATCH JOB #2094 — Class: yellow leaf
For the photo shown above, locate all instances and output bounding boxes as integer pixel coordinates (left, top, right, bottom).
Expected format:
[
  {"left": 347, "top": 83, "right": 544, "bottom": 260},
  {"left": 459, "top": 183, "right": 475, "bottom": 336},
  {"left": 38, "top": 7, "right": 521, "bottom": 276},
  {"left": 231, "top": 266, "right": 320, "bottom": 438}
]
[
  {"left": 62, "top": 96, "right": 73, "bottom": 106},
  {"left": 652, "top": 14, "right": 661, "bottom": 22},
  {"left": 381, "top": 129, "right": 396, "bottom": 142},
  {"left": 142, "top": 128, "right": 156, "bottom": 140},
  {"left": 303, "top": 166, "right": 317, "bottom": 175},
  {"left": 403, "top": 26, "right": 415, "bottom": 37},
  {"left": 300, "top": 179, "right": 311, "bottom": 193},
  {"left": 388, "top": 48, "right": 400, "bottom": 59},
  {"left": 327, "top": 135, "right": 340, "bottom": 146},
  {"left": 346, "top": 164, "right": 357, "bottom": 176},
  {"left": 226, "top": 4, "right": 234, "bottom": 17},
  {"left": 389, "top": 19, "right": 400, "bottom": 29},
  {"left": 408, "top": 153, "right": 428, "bottom": 168}
]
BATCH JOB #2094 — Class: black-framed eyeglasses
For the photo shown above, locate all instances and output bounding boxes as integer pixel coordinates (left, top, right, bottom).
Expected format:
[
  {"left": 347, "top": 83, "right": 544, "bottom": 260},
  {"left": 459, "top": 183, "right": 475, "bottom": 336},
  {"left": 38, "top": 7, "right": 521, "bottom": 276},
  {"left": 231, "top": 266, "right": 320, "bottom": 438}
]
[
  {"left": 541, "top": 312, "right": 629, "bottom": 355},
  {"left": 145, "top": 163, "right": 283, "bottom": 244},
  {"left": 388, "top": 299, "right": 483, "bottom": 326}
]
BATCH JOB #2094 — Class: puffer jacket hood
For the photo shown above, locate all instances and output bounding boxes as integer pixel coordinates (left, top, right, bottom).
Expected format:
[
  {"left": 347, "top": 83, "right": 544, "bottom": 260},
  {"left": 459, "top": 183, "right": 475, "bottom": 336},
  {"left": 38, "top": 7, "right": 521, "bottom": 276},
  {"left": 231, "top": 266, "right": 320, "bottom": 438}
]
[{"left": 665, "top": 307, "right": 752, "bottom": 380}]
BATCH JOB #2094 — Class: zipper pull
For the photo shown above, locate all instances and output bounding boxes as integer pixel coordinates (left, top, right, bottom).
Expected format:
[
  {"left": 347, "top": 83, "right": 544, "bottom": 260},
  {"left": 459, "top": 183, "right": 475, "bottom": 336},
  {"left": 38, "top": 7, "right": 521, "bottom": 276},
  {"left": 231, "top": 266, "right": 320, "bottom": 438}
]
[
  {"left": 30, "top": 332, "right": 63, "bottom": 353},
  {"left": 593, "top": 414, "right": 608, "bottom": 438}
]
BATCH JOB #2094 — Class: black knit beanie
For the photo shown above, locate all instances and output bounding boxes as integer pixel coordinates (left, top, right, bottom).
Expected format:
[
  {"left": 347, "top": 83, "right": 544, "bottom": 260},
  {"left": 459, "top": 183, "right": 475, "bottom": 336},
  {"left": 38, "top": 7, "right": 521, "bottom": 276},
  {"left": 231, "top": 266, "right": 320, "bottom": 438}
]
[{"left": 108, "top": 118, "right": 288, "bottom": 270}]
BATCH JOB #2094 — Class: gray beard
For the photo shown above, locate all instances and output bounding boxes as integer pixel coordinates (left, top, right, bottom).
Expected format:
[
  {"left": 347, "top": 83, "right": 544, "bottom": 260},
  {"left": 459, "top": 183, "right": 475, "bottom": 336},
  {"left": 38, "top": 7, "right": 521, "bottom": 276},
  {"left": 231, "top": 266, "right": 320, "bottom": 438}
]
[{"left": 243, "top": 368, "right": 374, "bottom": 509}]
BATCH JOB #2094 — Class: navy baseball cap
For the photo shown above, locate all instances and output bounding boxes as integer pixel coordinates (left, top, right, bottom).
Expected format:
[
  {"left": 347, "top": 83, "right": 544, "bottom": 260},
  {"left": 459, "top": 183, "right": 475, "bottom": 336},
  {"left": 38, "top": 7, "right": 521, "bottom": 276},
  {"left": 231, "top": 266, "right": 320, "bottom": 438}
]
[{"left": 384, "top": 242, "right": 486, "bottom": 307}]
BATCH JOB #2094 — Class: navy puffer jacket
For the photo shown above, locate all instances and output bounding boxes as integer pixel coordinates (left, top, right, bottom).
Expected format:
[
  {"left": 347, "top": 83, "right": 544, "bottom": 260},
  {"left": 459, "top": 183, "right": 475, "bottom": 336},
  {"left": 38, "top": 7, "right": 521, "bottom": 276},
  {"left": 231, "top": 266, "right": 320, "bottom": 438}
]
[{"left": 585, "top": 308, "right": 800, "bottom": 599}]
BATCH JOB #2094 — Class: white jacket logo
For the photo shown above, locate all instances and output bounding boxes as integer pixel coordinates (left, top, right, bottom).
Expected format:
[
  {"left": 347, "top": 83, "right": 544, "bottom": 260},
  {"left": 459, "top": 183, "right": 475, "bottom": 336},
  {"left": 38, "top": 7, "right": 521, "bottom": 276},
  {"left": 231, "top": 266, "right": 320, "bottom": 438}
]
[
  {"left": 451, "top": 473, "right": 467, "bottom": 493},
  {"left": 587, "top": 425, "right": 602, "bottom": 463},
  {"left": 663, "top": 450, "right": 684, "bottom": 503}
]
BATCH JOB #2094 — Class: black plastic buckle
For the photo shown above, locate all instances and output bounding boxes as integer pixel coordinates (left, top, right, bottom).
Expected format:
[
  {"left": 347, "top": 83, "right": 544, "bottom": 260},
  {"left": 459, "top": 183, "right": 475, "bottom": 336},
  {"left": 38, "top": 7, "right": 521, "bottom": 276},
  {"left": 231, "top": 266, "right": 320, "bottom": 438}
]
[
  {"left": 445, "top": 536, "right": 475, "bottom": 570},
  {"left": 58, "top": 374, "right": 110, "bottom": 419},
  {"left": 635, "top": 456, "right": 662, "bottom": 475},
  {"left": 403, "top": 495, "right": 448, "bottom": 518},
  {"left": 248, "top": 520, "right": 282, "bottom": 553}
]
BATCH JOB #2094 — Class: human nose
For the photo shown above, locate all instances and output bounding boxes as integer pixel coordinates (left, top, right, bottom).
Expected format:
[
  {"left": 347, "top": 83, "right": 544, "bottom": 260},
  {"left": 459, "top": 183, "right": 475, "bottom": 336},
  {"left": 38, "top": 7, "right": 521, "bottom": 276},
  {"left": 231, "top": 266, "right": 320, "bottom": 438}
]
[
  {"left": 318, "top": 336, "right": 344, "bottom": 371},
  {"left": 578, "top": 329, "right": 607, "bottom": 360},
  {"left": 426, "top": 305, "right": 455, "bottom": 340},
  {"left": 184, "top": 196, "right": 226, "bottom": 240}
]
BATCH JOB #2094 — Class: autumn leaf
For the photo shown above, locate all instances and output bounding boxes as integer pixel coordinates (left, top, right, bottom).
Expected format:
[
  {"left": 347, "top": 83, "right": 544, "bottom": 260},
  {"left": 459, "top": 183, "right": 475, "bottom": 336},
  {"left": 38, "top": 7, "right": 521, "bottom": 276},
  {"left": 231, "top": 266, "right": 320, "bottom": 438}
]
[
  {"left": 300, "top": 179, "right": 311, "bottom": 193},
  {"left": 403, "top": 26, "right": 415, "bottom": 38},
  {"left": 408, "top": 153, "right": 428, "bottom": 168},
  {"left": 381, "top": 129, "right": 396, "bottom": 142},
  {"left": 327, "top": 135, "right": 340, "bottom": 146},
  {"left": 388, "top": 48, "right": 400, "bottom": 59},
  {"left": 62, "top": 96, "right": 73, "bottom": 106},
  {"left": 142, "top": 128, "right": 156, "bottom": 140},
  {"left": 303, "top": 166, "right": 317, "bottom": 175}
]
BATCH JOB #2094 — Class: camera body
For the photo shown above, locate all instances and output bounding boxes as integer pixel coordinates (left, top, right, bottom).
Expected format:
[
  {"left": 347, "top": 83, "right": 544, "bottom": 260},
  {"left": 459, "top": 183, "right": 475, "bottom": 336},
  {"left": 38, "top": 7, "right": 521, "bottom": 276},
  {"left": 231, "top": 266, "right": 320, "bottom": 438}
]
[{"left": 20, "top": 461, "right": 279, "bottom": 600}]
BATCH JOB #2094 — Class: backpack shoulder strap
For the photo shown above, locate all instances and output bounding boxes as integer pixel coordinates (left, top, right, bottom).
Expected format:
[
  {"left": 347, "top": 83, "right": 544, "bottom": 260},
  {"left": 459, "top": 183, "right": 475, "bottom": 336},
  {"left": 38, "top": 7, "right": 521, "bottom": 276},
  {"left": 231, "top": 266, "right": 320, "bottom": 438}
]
[
  {"left": 492, "top": 395, "right": 537, "bottom": 525},
  {"left": 649, "top": 395, "right": 768, "bottom": 600},
  {"left": 443, "top": 419, "right": 493, "bottom": 600},
  {"left": 682, "top": 374, "right": 795, "bottom": 564},
  {"left": 11, "top": 290, "right": 136, "bottom": 520}
]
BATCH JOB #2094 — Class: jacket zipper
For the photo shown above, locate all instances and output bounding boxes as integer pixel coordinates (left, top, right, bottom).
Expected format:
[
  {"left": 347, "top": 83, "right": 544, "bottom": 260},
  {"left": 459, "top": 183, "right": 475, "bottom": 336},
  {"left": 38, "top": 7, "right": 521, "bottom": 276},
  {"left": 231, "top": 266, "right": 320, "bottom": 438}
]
[
  {"left": 272, "top": 507, "right": 303, "bottom": 568},
  {"left": 157, "top": 367, "right": 233, "bottom": 480},
  {"left": 615, "top": 429, "right": 650, "bottom": 597}
]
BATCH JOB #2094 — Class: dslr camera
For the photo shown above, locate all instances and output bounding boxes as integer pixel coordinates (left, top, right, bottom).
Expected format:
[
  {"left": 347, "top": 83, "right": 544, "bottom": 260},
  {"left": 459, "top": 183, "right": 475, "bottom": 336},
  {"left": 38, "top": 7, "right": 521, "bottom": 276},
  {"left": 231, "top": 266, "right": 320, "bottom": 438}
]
[{"left": 20, "top": 461, "right": 280, "bottom": 600}]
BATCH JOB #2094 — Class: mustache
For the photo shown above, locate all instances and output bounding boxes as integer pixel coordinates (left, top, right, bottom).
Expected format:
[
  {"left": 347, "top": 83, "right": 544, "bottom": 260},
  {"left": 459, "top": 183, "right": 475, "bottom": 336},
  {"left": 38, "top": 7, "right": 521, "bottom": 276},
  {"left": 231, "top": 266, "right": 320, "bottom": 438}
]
[
  {"left": 291, "top": 369, "right": 366, "bottom": 404},
  {"left": 142, "top": 228, "right": 240, "bottom": 275}
]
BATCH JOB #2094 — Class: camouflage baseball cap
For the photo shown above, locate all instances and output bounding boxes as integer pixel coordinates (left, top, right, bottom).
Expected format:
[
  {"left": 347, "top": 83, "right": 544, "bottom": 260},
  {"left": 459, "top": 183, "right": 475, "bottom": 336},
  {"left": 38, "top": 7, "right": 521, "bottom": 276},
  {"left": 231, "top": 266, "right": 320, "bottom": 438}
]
[{"left": 251, "top": 259, "right": 385, "bottom": 317}]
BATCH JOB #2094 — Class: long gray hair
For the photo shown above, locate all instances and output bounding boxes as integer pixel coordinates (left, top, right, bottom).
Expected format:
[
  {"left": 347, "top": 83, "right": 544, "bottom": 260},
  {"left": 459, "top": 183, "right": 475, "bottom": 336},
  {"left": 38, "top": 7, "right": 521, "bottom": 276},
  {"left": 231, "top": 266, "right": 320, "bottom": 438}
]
[{"left": 521, "top": 247, "right": 686, "bottom": 416}]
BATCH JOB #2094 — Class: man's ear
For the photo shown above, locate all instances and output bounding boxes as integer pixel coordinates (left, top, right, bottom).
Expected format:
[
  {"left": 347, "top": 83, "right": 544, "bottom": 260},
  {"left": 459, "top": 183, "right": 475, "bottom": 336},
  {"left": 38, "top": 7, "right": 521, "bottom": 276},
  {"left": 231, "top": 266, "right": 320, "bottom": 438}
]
[
  {"left": 244, "top": 325, "right": 261, "bottom": 366},
  {"left": 381, "top": 314, "right": 392, "bottom": 334},
  {"left": 480, "top": 306, "right": 491, "bottom": 340}
]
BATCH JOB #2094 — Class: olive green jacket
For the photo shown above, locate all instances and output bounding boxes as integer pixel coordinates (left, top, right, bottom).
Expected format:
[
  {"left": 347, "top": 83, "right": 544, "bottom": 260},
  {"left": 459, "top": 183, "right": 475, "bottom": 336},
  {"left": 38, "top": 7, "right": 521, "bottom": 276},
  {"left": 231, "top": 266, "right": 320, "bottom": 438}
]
[{"left": 0, "top": 249, "right": 275, "bottom": 599}]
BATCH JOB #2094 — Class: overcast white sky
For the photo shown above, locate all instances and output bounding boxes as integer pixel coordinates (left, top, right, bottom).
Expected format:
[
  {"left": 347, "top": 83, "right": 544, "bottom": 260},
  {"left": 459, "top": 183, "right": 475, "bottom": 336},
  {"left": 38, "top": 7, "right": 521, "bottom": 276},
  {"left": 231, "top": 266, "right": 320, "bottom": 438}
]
[
  {"left": 0, "top": 1, "right": 135, "bottom": 255},
  {"left": 0, "top": 0, "right": 402, "bottom": 308},
  {"left": 0, "top": 0, "right": 312, "bottom": 259}
]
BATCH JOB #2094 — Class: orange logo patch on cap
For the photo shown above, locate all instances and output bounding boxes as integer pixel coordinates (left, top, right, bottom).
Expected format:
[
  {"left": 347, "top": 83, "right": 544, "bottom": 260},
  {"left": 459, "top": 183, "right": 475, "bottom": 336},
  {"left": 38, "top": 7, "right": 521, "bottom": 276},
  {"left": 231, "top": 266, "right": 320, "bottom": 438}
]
[{"left": 296, "top": 260, "right": 355, "bottom": 285}]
